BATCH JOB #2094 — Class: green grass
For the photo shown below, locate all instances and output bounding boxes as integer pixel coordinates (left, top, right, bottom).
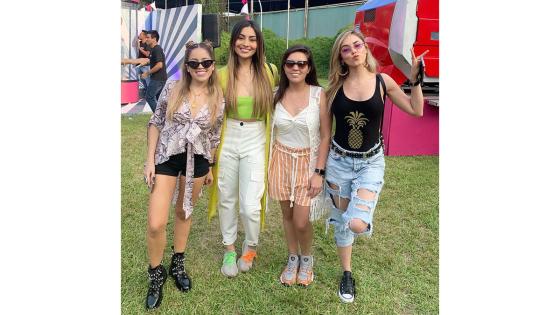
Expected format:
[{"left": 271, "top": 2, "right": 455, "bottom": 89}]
[{"left": 122, "top": 114, "right": 439, "bottom": 314}]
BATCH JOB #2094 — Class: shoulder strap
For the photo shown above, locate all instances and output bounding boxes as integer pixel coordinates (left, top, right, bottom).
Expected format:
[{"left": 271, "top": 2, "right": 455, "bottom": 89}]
[{"left": 376, "top": 73, "right": 387, "bottom": 150}]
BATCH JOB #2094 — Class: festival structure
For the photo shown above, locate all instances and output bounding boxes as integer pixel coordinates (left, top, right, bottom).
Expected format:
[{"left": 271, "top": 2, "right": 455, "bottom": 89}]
[{"left": 355, "top": 0, "right": 439, "bottom": 156}]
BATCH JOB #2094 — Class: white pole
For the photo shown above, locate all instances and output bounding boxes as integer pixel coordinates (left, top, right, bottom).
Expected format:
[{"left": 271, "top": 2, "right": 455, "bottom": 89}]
[
  {"left": 258, "top": 0, "right": 262, "bottom": 31},
  {"left": 286, "top": 0, "right": 290, "bottom": 49}
]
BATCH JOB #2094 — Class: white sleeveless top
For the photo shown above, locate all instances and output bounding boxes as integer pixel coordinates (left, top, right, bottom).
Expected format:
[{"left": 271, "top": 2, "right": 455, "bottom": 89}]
[{"left": 274, "top": 103, "right": 310, "bottom": 148}]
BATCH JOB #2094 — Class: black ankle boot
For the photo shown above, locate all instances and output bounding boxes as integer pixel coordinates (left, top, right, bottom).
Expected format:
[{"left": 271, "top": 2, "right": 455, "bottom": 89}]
[
  {"left": 169, "top": 252, "right": 192, "bottom": 292},
  {"left": 146, "top": 264, "right": 167, "bottom": 310}
]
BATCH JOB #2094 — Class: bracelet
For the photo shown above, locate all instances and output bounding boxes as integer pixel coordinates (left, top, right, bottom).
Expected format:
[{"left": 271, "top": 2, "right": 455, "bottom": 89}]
[
  {"left": 314, "top": 168, "right": 325, "bottom": 177},
  {"left": 411, "top": 80, "right": 421, "bottom": 86},
  {"left": 209, "top": 162, "right": 215, "bottom": 167}
]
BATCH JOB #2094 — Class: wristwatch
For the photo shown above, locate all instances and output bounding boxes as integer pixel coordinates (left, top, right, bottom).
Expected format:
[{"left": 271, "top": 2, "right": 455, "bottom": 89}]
[{"left": 314, "top": 168, "right": 325, "bottom": 177}]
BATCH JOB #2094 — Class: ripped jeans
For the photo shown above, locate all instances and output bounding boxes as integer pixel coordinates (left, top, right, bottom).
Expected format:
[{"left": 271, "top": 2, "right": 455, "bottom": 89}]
[{"left": 325, "top": 142, "right": 385, "bottom": 247}]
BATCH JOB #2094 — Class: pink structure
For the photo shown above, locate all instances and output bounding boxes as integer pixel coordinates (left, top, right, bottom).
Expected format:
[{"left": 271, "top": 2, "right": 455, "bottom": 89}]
[
  {"left": 382, "top": 99, "right": 439, "bottom": 156},
  {"left": 121, "top": 80, "right": 139, "bottom": 104}
]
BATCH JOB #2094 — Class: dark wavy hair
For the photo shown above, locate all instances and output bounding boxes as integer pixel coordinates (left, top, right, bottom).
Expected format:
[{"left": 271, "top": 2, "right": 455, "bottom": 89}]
[{"left": 273, "top": 45, "right": 320, "bottom": 107}]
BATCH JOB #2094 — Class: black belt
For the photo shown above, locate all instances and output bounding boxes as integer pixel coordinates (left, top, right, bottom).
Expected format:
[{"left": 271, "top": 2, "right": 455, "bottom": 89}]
[{"left": 330, "top": 142, "right": 382, "bottom": 159}]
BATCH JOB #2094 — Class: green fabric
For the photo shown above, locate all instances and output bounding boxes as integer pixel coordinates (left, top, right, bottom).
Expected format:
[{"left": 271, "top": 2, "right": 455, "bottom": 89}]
[
  {"left": 223, "top": 251, "right": 236, "bottom": 265},
  {"left": 226, "top": 96, "right": 262, "bottom": 120},
  {"left": 208, "top": 64, "right": 278, "bottom": 229}
]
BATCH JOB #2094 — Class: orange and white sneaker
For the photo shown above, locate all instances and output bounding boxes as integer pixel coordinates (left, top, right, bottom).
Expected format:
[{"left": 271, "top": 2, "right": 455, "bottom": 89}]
[
  {"left": 237, "top": 241, "right": 257, "bottom": 272},
  {"left": 296, "top": 255, "right": 314, "bottom": 287},
  {"left": 280, "top": 254, "right": 299, "bottom": 286}
]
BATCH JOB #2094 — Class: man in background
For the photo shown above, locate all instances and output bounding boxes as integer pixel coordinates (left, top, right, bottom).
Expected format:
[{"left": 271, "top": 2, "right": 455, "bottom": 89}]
[
  {"left": 141, "top": 30, "right": 167, "bottom": 113},
  {"left": 137, "top": 30, "right": 152, "bottom": 98}
]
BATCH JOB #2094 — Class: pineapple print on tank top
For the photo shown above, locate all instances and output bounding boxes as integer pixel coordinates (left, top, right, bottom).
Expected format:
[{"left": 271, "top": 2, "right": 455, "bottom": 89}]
[
  {"left": 345, "top": 111, "right": 369, "bottom": 149},
  {"left": 332, "top": 83, "right": 384, "bottom": 152}
]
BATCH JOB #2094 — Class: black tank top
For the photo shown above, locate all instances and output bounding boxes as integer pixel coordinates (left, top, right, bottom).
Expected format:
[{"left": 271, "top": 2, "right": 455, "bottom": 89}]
[{"left": 332, "top": 75, "right": 384, "bottom": 152}]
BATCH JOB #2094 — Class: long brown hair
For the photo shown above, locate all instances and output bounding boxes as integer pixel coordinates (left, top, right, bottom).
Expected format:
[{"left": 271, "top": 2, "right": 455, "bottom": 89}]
[
  {"left": 325, "top": 30, "right": 378, "bottom": 112},
  {"left": 166, "top": 40, "right": 222, "bottom": 126},
  {"left": 273, "top": 45, "right": 320, "bottom": 107},
  {"left": 225, "top": 20, "right": 273, "bottom": 118}
]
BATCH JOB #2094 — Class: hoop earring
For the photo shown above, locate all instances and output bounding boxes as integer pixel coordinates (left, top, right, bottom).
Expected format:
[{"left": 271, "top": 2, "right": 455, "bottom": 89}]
[{"left": 338, "top": 63, "right": 349, "bottom": 76}]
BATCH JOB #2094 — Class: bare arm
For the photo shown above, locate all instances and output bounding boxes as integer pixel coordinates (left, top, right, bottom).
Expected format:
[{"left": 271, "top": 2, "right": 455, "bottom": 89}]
[
  {"left": 382, "top": 73, "right": 424, "bottom": 117},
  {"left": 139, "top": 46, "right": 151, "bottom": 57},
  {"left": 382, "top": 48, "right": 429, "bottom": 117},
  {"left": 149, "top": 61, "right": 163, "bottom": 74},
  {"left": 146, "top": 125, "right": 160, "bottom": 164},
  {"left": 121, "top": 58, "right": 149, "bottom": 66}
]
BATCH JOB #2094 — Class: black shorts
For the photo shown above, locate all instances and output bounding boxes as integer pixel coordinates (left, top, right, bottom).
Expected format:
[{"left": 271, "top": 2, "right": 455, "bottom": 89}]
[{"left": 155, "top": 152, "right": 209, "bottom": 178}]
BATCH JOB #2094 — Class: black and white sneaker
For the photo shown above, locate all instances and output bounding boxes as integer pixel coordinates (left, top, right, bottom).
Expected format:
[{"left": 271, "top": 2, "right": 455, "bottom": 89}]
[{"left": 338, "top": 271, "right": 355, "bottom": 303}]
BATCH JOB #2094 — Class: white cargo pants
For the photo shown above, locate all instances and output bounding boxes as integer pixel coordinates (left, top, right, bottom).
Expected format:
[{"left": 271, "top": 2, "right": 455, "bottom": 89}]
[{"left": 217, "top": 118, "right": 266, "bottom": 247}]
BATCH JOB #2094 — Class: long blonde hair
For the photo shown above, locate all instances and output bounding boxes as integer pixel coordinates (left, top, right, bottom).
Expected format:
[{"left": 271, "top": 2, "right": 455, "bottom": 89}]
[
  {"left": 225, "top": 20, "right": 273, "bottom": 118},
  {"left": 166, "top": 41, "right": 222, "bottom": 126},
  {"left": 326, "top": 30, "right": 378, "bottom": 111}
]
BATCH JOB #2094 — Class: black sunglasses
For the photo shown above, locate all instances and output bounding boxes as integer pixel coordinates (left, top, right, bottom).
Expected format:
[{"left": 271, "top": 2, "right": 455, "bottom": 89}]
[
  {"left": 186, "top": 60, "right": 215, "bottom": 69},
  {"left": 284, "top": 60, "right": 309, "bottom": 69}
]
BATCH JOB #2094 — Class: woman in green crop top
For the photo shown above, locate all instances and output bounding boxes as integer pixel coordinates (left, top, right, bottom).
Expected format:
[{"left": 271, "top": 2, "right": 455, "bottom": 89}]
[{"left": 207, "top": 19, "right": 278, "bottom": 278}]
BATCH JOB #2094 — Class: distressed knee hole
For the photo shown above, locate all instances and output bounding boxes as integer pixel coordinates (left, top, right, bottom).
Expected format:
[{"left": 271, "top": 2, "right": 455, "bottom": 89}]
[
  {"left": 349, "top": 218, "right": 369, "bottom": 234},
  {"left": 357, "top": 188, "right": 376, "bottom": 200}
]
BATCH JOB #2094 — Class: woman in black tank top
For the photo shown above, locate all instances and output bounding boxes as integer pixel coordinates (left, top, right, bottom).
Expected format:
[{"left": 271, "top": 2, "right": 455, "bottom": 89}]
[{"left": 324, "top": 30, "right": 428, "bottom": 303}]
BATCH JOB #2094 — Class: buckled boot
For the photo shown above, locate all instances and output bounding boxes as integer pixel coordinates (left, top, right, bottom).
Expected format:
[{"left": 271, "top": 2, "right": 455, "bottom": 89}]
[
  {"left": 146, "top": 264, "right": 167, "bottom": 310},
  {"left": 169, "top": 252, "right": 192, "bottom": 292}
]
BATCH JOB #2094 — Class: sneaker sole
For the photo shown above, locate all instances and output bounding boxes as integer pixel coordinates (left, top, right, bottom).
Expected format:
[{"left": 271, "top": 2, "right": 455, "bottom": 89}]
[
  {"left": 297, "top": 273, "right": 314, "bottom": 287},
  {"left": 237, "top": 259, "right": 254, "bottom": 272},
  {"left": 220, "top": 267, "right": 238, "bottom": 278},
  {"left": 279, "top": 274, "right": 296, "bottom": 286},
  {"left": 338, "top": 290, "right": 354, "bottom": 303}
]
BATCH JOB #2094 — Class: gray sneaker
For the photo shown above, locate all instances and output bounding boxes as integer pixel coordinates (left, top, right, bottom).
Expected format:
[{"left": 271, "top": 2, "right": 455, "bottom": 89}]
[
  {"left": 280, "top": 254, "right": 299, "bottom": 286},
  {"left": 221, "top": 251, "right": 238, "bottom": 277},
  {"left": 237, "top": 240, "right": 257, "bottom": 272},
  {"left": 297, "top": 255, "right": 314, "bottom": 286}
]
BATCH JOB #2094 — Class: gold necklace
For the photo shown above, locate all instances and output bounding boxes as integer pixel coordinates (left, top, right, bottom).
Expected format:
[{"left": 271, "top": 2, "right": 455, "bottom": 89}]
[{"left": 189, "top": 89, "right": 206, "bottom": 107}]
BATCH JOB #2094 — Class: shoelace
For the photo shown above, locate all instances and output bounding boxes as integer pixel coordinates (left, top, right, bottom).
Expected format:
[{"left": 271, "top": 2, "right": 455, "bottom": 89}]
[
  {"left": 148, "top": 268, "right": 165, "bottom": 292},
  {"left": 223, "top": 252, "right": 236, "bottom": 265},
  {"left": 341, "top": 275, "right": 354, "bottom": 295},
  {"left": 241, "top": 250, "right": 257, "bottom": 263},
  {"left": 172, "top": 255, "right": 186, "bottom": 276},
  {"left": 286, "top": 259, "right": 298, "bottom": 274},
  {"left": 299, "top": 262, "right": 312, "bottom": 277}
]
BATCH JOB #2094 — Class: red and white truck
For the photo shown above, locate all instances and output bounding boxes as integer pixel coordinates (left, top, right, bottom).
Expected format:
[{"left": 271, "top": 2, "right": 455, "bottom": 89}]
[{"left": 355, "top": 0, "right": 439, "bottom": 156}]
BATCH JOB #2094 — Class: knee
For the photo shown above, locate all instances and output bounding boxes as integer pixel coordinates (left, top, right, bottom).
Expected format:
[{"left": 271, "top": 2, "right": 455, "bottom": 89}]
[
  {"left": 294, "top": 220, "right": 310, "bottom": 234},
  {"left": 147, "top": 221, "right": 166, "bottom": 238},
  {"left": 349, "top": 218, "right": 369, "bottom": 234},
  {"left": 239, "top": 205, "right": 259, "bottom": 222}
]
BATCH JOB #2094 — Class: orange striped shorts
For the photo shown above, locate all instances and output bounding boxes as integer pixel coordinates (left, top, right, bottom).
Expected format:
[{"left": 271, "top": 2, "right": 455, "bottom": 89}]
[{"left": 268, "top": 141, "right": 312, "bottom": 207}]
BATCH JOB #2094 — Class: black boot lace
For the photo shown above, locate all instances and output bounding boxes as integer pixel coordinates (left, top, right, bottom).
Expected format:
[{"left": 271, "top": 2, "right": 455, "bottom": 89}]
[
  {"left": 171, "top": 254, "right": 186, "bottom": 277},
  {"left": 148, "top": 266, "right": 165, "bottom": 293}
]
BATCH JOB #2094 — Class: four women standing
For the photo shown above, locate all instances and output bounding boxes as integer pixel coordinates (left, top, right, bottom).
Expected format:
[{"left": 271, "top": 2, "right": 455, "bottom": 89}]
[{"left": 142, "top": 20, "right": 427, "bottom": 309}]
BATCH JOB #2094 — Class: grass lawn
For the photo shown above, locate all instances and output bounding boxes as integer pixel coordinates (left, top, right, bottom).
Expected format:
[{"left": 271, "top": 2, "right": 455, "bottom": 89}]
[{"left": 122, "top": 114, "right": 439, "bottom": 314}]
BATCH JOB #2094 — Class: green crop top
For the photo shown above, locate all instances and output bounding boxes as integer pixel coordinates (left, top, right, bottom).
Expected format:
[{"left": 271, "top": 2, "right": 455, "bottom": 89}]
[{"left": 227, "top": 96, "right": 264, "bottom": 120}]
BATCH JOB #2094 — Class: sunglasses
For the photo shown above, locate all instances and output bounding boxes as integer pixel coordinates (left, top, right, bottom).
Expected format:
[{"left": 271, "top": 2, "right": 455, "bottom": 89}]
[
  {"left": 341, "top": 42, "right": 365, "bottom": 55},
  {"left": 185, "top": 60, "right": 215, "bottom": 69},
  {"left": 284, "top": 60, "right": 309, "bottom": 69}
]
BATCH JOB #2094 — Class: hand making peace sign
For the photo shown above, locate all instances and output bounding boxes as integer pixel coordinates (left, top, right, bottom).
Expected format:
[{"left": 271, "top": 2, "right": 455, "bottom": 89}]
[{"left": 410, "top": 48, "right": 429, "bottom": 83}]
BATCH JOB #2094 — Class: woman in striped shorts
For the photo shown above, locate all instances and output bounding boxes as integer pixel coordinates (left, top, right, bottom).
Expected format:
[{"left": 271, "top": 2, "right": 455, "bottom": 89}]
[{"left": 268, "top": 45, "right": 331, "bottom": 286}]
